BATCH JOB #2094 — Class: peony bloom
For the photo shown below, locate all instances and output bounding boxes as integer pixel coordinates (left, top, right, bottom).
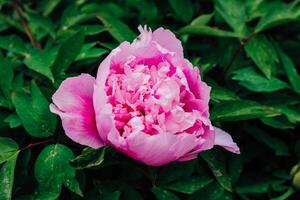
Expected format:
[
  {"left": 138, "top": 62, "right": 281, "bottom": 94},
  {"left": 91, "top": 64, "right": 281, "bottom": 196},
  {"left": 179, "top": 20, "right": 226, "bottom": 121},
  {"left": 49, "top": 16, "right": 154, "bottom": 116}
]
[{"left": 50, "top": 26, "right": 239, "bottom": 166}]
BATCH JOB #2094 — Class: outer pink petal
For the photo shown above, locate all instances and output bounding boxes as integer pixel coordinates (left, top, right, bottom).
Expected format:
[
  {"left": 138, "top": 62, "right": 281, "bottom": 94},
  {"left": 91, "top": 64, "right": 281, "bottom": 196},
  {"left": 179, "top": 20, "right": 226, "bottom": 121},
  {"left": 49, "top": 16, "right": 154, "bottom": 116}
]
[
  {"left": 50, "top": 74, "right": 104, "bottom": 148},
  {"left": 182, "top": 61, "right": 211, "bottom": 105},
  {"left": 123, "top": 132, "right": 198, "bottom": 166},
  {"left": 94, "top": 45, "right": 122, "bottom": 143},
  {"left": 214, "top": 126, "right": 240, "bottom": 154},
  {"left": 152, "top": 27, "right": 184, "bottom": 58}
]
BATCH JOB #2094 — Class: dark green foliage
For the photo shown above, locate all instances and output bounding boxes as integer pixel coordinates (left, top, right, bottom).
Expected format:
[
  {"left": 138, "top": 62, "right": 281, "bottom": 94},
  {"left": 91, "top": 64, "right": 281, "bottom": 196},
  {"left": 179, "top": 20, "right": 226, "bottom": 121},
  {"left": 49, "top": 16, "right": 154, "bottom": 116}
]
[{"left": 0, "top": 0, "right": 299, "bottom": 199}]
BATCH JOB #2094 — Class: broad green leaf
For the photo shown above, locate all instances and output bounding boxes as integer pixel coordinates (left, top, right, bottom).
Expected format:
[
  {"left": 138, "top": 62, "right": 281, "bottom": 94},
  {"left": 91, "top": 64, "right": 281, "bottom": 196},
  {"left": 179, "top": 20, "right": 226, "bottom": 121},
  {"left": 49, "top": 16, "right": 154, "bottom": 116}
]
[
  {"left": 244, "top": 35, "right": 278, "bottom": 79},
  {"left": 35, "top": 144, "right": 82, "bottom": 196},
  {"left": 81, "top": 25, "right": 106, "bottom": 35},
  {"left": 245, "top": 0, "right": 265, "bottom": 21},
  {"left": 0, "top": 58, "right": 14, "bottom": 100},
  {"left": 210, "top": 100, "right": 280, "bottom": 122},
  {"left": 24, "top": 48, "right": 58, "bottom": 82},
  {"left": 179, "top": 25, "right": 239, "bottom": 37},
  {"left": 76, "top": 42, "right": 108, "bottom": 61},
  {"left": 158, "top": 161, "right": 195, "bottom": 185},
  {"left": 70, "top": 147, "right": 108, "bottom": 169},
  {"left": 201, "top": 151, "right": 232, "bottom": 192},
  {"left": 271, "top": 187, "right": 295, "bottom": 200},
  {"left": 245, "top": 126, "right": 289, "bottom": 156},
  {"left": 189, "top": 181, "right": 224, "bottom": 200},
  {"left": 278, "top": 106, "right": 300, "bottom": 123},
  {"left": 103, "top": 191, "right": 121, "bottom": 200},
  {"left": 276, "top": 45, "right": 300, "bottom": 94},
  {"left": 232, "top": 67, "right": 289, "bottom": 92},
  {"left": 38, "top": 0, "right": 61, "bottom": 16},
  {"left": 211, "top": 86, "right": 240, "bottom": 103},
  {"left": 0, "top": 13, "right": 23, "bottom": 32},
  {"left": 0, "top": 137, "right": 19, "bottom": 164},
  {"left": 214, "top": 0, "right": 247, "bottom": 36},
  {"left": 51, "top": 30, "right": 85, "bottom": 75},
  {"left": 229, "top": 156, "right": 243, "bottom": 185},
  {"left": 81, "top": 3, "right": 125, "bottom": 18},
  {"left": 126, "top": 0, "right": 158, "bottom": 22},
  {"left": 0, "top": 94, "right": 11, "bottom": 109},
  {"left": 255, "top": 3, "right": 300, "bottom": 33},
  {"left": 261, "top": 117, "right": 294, "bottom": 130},
  {"left": 4, "top": 113, "right": 21, "bottom": 128},
  {"left": 0, "top": 35, "right": 27, "bottom": 54},
  {"left": 28, "top": 13, "right": 56, "bottom": 39},
  {"left": 152, "top": 187, "right": 180, "bottom": 200},
  {"left": 97, "top": 14, "right": 136, "bottom": 42},
  {"left": 12, "top": 82, "right": 56, "bottom": 137},
  {"left": 236, "top": 181, "right": 277, "bottom": 194},
  {"left": 60, "top": 4, "right": 91, "bottom": 30},
  {"left": 169, "top": 0, "right": 193, "bottom": 22},
  {"left": 190, "top": 13, "right": 214, "bottom": 26},
  {"left": 165, "top": 176, "right": 213, "bottom": 194},
  {"left": 0, "top": 152, "right": 19, "bottom": 200}
]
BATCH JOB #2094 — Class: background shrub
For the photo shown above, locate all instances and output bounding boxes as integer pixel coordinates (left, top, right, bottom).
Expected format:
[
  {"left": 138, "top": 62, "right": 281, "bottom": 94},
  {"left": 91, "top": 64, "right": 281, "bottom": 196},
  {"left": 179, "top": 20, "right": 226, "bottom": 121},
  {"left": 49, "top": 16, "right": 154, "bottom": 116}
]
[{"left": 0, "top": 0, "right": 300, "bottom": 199}]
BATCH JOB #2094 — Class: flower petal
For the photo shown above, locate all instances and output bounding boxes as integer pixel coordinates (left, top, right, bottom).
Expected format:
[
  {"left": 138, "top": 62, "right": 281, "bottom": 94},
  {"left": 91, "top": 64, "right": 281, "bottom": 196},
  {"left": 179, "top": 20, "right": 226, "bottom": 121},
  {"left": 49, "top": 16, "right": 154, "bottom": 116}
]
[
  {"left": 123, "top": 132, "right": 198, "bottom": 166},
  {"left": 50, "top": 74, "right": 104, "bottom": 148},
  {"left": 214, "top": 126, "right": 240, "bottom": 154},
  {"left": 152, "top": 27, "right": 184, "bottom": 57}
]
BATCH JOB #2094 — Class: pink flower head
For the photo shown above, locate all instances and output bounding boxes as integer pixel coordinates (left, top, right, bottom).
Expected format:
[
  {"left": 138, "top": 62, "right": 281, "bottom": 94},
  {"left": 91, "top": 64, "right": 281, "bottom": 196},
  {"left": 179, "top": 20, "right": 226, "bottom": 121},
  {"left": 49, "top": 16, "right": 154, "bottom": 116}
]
[{"left": 50, "top": 26, "right": 239, "bottom": 166}]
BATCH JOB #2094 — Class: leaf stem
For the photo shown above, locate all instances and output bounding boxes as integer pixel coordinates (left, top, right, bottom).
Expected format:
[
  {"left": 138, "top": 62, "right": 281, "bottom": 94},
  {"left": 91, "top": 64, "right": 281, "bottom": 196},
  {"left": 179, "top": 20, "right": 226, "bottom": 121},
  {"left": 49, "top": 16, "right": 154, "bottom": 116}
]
[
  {"left": 223, "top": 33, "right": 256, "bottom": 74},
  {"left": 11, "top": 0, "right": 41, "bottom": 49},
  {"left": 21, "top": 139, "right": 53, "bottom": 151}
]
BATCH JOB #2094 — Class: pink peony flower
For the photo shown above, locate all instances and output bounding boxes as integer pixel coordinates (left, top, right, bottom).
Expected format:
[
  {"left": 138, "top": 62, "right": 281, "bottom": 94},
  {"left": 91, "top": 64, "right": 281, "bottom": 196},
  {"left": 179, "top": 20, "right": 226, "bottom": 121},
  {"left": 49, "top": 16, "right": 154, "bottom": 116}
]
[{"left": 50, "top": 26, "right": 239, "bottom": 166}]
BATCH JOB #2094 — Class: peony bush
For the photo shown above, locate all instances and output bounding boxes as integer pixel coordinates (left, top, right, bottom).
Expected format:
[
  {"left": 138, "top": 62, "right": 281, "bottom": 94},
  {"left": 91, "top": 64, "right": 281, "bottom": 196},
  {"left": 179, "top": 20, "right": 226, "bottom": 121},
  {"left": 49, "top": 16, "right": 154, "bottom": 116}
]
[{"left": 0, "top": 0, "right": 300, "bottom": 199}]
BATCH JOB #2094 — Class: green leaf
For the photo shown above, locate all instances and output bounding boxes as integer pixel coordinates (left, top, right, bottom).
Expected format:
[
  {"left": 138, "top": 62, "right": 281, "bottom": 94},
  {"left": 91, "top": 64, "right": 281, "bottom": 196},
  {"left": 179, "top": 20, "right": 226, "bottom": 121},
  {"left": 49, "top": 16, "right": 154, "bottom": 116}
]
[
  {"left": 189, "top": 181, "right": 224, "bottom": 200},
  {"left": 97, "top": 14, "right": 136, "bottom": 42},
  {"left": 0, "top": 58, "right": 14, "bottom": 100},
  {"left": 38, "top": 0, "right": 61, "bottom": 16},
  {"left": 232, "top": 67, "right": 289, "bottom": 92},
  {"left": 81, "top": 25, "right": 106, "bottom": 35},
  {"left": 214, "top": 0, "right": 248, "bottom": 36},
  {"left": 169, "top": 0, "right": 193, "bottom": 22},
  {"left": 244, "top": 35, "right": 278, "bottom": 79},
  {"left": 0, "top": 137, "right": 19, "bottom": 164},
  {"left": 12, "top": 82, "right": 56, "bottom": 137},
  {"left": 81, "top": 3, "right": 125, "bottom": 18},
  {"left": 165, "top": 176, "right": 213, "bottom": 194},
  {"left": 28, "top": 13, "right": 56, "bottom": 39},
  {"left": 51, "top": 30, "right": 85, "bottom": 75},
  {"left": 24, "top": 48, "right": 58, "bottom": 82},
  {"left": 278, "top": 106, "right": 300, "bottom": 123},
  {"left": 211, "top": 86, "right": 240, "bottom": 103},
  {"left": 261, "top": 117, "right": 294, "bottom": 130},
  {"left": 0, "top": 152, "right": 19, "bottom": 200},
  {"left": 152, "top": 187, "right": 180, "bottom": 200},
  {"left": 210, "top": 100, "right": 280, "bottom": 122},
  {"left": 158, "top": 161, "right": 195, "bottom": 185},
  {"left": 236, "top": 181, "right": 275, "bottom": 194},
  {"left": 201, "top": 151, "right": 232, "bottom": 192},
  {"left": 190, "top": 13, "right": 214, "bottom": 26},
  {"left": 245, "top": 126, "right": 289, "bottom": 156},
  {"left": 255, "top": 3, "right": 300, "bottom": 33},
  {"left": 4, "top": 113, "right": 21, "bottom": 128},
  {"left": 271, "top": 187, "right": 295, "bottom": 200},
  {"left": 75, "top": 42, "right": 108, "bottom": 61},
  {"left": 35, "top": 144, "right": 82, "bottom": 196},
  {"left": 60, "top": 4, "right": 91, "bottom": 30},
  {"left": 70, "top": 147, "right": 108, "bottom": 169},
  {"left": 0, "top": 35, "right": 27, "bottom": 54},
  {"left": 179, "top": 25, "right": 239, "bottom": 38},
  {"left": 103, "top": 191, "right": 121, "bottom": 200},
  {"left": 276, "top": 45, "right": 300, "bottom": 95}
]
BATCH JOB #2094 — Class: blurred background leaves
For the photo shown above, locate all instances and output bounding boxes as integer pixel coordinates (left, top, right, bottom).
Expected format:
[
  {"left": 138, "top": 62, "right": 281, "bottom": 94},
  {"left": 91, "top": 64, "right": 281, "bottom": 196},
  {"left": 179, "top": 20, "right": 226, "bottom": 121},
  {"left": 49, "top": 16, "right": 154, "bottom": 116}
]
[{"left": 0, "top": 0, "right": 300, "bottom": 199}]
